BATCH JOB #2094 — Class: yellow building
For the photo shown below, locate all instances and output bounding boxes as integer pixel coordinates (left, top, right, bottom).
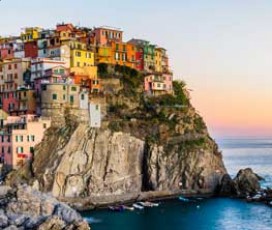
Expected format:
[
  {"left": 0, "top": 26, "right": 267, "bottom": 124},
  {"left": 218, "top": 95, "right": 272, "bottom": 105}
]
[
  {"left": 155, "top": 47, "right": 163, "bottom": 73},
  {"left": 21, "top": 27, "right": 41, "bottom": 42},
  {"left": 96, "top": 46, "right": 112, "bottom": 64},
  {"left": 63, "top": 40, "right": 95, "bottom": 68}
]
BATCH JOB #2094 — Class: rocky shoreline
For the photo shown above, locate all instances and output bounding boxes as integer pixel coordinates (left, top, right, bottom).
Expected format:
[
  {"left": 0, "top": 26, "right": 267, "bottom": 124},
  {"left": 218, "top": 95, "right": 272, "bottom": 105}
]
[
  {"left": 0, "top": 185, "right": 90, "bottom": 230},
  {"left": 0, "top": 168, "right": 271, "bottom": 229}
]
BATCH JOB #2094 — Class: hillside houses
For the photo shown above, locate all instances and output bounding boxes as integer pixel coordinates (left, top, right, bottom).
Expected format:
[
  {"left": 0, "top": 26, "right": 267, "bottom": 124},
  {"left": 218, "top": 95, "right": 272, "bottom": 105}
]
[{"left": 0, "top": 23, "right": 173, "bottom": 169}]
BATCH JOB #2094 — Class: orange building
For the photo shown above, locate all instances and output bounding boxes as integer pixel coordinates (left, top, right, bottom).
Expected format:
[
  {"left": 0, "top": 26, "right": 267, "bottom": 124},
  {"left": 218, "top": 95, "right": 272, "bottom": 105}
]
[
  {"left": 109, "top": 41, "right": 137, "bottom": 69},
  {"left": 72, "top": 73, "right": 101, "bottom": 93}
]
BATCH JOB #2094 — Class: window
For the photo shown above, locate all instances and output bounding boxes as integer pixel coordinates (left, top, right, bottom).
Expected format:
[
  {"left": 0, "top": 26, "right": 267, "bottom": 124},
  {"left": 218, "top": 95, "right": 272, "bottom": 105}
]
[
  {"left": 20, "top": 136, "right": 23, "bottom": 142},
  {"left": 81, "top": 94, "right": 84, "bottom": 100},
  {"left": 52, "top": 94, "right": 57, "bottom": 100},
  {"left": 63, "top": 94, "right": 66, "bottom": 100},
  {"left": 96, "top": 105, "right": 99, "bottom": 110},
  {"left": 63, "top": 85, "right": 66, "bottom": 90},
  {"left": 16, "top": 147, "right": 23, "bottom": 153},
  {"left": 116, "top": 44, "right": 119, "bottom": 51},
  {"left": 27, "top": 135, "right": 30, "bottom": 142},
  {"left": 71, "top": 86, "right": 77, "bottom": 91},
  {"left": 14, "top": 64, "right": 17, "bottom": 69},
  {"left": 15, "top": 135, "right": 19, "bottom": 142},
  {"left": 31, "top": 135, "right": 35, "bottom": 142},
  {"left": 70, "top": 95, "right": 74, "bottom": 103},
  {"left": 42, "top": 85, "right": 47, "bottom": 91},
  {"left": 76, "top": 51, "right": 81, "bottom": 57},
  {"left": 43, "top": 123, "right": 47, "bottom": 129},
  {"left": 30, "top": 147, "right": 34, "bottom": 153}
]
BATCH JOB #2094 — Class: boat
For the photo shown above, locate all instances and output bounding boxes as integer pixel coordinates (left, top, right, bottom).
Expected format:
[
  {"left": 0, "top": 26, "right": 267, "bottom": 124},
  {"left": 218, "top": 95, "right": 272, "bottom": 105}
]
[
  {"left": 133, "top": 203, "right": 144, "bottom": 210},
  {"left": 139, "top": 201, "right": 159, "bottom": 207},
  {"left": 123, "top": 205, "right": 135, "bottom": 211},
  {"left": 108, "top": 205, "right": 124, "bottom": 212},
  {"left": 252, "top": 194, "right": 262, "bottom": 201},
  {"left": 179, "top": 196, "right": 190, "bottom": 202}
]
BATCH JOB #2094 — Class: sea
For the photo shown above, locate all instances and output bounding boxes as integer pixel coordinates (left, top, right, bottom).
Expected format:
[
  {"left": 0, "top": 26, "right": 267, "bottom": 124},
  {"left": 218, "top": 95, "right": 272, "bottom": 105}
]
[{"left": 81, "top": 138, "right": 272, "bottom": 230}]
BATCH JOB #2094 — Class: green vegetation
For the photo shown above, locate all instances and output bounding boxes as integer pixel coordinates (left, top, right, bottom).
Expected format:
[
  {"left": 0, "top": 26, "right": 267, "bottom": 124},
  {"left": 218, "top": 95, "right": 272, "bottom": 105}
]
[
  {"left": 173, "top": 80, "right": 189, "bottom": 105},
  {"left": 194, "top": 117, "right": 207, "bottom": 133},
  {"left": 98, "top": 63, "right": 144, "bottom": 98},
  {"left": 108, "top": 120, "right": 124, "bottom": 132},
  {"left": 108, "top": 103, "right": 128, "bottom": 114}
]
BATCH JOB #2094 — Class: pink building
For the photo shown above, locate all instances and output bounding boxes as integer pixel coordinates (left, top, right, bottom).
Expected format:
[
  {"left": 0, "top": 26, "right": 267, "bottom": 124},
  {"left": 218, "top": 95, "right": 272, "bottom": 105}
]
[
  {"left": 92, "top": 26, "right": 123, "bottom": 46},
  {"left": 0, "top": 58, "right": 31, "bottom": 114},
  {"left": 1, "top": 115, "right": 51, "bottom": 169},
  {"left": 144, "top": 74, "right": 173, "bottom": 96}
]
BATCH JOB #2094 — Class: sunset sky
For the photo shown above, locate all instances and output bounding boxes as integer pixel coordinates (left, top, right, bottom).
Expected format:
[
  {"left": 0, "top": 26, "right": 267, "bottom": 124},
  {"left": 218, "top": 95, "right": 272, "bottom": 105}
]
[{"left": 1, "top": 0, "right": 272, "bottom": 138}]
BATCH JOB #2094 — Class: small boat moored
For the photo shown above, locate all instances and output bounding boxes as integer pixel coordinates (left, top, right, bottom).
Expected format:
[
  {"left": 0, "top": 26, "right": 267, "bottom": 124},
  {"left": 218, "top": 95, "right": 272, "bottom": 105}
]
[
  {"left": 108, "top": 205, "right": 124, "bottom": 212},
  {"left": 179, "top": 196, "right": 190, "bottom": 202},
  {"left": 133, "top": 203, "right": 144, "bottom": 210},
  {"left": 123, "top": 205, "right": 135, "bottom": 211}
]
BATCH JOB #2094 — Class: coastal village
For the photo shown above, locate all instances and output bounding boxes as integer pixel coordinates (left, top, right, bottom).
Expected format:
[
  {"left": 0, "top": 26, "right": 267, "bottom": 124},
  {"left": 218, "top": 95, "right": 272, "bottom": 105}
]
[{"left": 0, "top": 23, "right": 173, "bottom": 170}]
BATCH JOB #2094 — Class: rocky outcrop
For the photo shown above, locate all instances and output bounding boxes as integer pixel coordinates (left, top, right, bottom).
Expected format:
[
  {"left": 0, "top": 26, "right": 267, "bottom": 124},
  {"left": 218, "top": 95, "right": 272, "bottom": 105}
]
[
  {"left": 234, "top": 168, "right": 262, "bottom": 197},
  {"left": 0, "top": 185, "right": 90, "bottom": 230},
  {"left": 217, "top": 168, "right": 262, "bottom": 197},
  {"left": 5, "top": 80, "right": 227, "bottom": 207}
]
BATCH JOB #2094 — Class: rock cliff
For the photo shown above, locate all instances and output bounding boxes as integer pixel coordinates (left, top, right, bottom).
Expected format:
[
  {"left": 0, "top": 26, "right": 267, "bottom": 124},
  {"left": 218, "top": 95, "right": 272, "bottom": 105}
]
[{"left": 5, "top": 74, "right": 227, "bottom": 207}]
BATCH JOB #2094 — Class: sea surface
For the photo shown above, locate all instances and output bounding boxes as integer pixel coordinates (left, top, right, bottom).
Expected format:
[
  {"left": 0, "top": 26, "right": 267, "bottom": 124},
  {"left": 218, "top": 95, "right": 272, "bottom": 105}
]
[{"left": 82, "top": 138, "right": 272, "bottom": 230}]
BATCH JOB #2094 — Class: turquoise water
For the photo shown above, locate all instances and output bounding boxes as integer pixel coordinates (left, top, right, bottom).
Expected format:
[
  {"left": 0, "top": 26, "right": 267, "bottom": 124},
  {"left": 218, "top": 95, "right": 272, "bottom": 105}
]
[{"left": 82, "top": 139, "right": 272, "bottom": 230}]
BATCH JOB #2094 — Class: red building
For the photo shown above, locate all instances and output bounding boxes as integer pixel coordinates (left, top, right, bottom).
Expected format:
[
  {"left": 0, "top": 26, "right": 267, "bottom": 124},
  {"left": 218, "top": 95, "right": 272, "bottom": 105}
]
[
  {"left": 1, "top": 92, "right": 19, "bottom": 114},
  {"left": 24, "top": 41, "right": 38, "bottom": 58},
  {"left": 0, "top": 47, "right": 14, "bottom": 59},
  {"left": 135, "top": 47, "right": 144, "bottom": 71}
]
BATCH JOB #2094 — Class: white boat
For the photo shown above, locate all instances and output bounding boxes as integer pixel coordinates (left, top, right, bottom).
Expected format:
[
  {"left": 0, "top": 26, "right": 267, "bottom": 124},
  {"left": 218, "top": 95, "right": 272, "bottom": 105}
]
[
  {"left": 252, "top": 194, "right": 262, "bottom": 200},
  {"left": 139, "top": 201, "right": 159, "bottom": 207},
  {"left": 133, "top": 203, "right": 144, "bottom": 210},
  {"left": 123, "top": 205, "right": 135, "bottom": 211}
]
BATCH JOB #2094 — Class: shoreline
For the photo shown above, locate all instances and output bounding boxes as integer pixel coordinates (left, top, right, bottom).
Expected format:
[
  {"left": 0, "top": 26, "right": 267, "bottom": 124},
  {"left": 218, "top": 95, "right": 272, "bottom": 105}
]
[{"left": 59, "top": 190, "right": 215, "bottom": 211}]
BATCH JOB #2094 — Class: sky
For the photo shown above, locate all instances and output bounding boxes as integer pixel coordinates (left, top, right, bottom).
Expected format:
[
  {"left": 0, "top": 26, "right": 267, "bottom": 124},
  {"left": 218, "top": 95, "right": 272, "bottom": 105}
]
[{"left": 1, "top": 0, "right": 272, "bottom": 138}]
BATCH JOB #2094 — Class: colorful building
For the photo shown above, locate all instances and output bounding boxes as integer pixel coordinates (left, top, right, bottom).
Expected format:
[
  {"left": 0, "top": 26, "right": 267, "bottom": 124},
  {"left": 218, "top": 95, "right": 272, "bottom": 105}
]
[
  {"left": 155, "top": 47, "right": 163, "bottom": 73},
  {"left": 1, "top": 114, "right": 51, "bottom": 169},
  {"left": 31, "top": 58, "right": 66, "bottom": 81},
  {"left": 61, "top": 40, "right": 95, "bottom": 68},
  {"left": 24, "top": 41, "right": 38, "bottom": 58},
  {"left": 95, "top": 46, "right": 112, "bottom": 64},
  {"left": 21, "top": 27, "right": 41, "bottom": 42},
  {"left": 108, "top": 41, "right": 137, "bottom": 69},
  {"left": 92, "top": 26, "right": 123, "bottom": 46},
  {"left": 144, "top": 74, "right": 173, "bottom": 96},
  {"left": 0, "top": 58, "right": 31, "bottom": 114},
  {"left": 128, "top": 39, "right": 156, "bottom": 72}
]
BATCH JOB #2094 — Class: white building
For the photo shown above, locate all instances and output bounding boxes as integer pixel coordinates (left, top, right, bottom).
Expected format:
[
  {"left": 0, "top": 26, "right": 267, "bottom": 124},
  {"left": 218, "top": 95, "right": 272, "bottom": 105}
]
[
  {"left": 31, "top": 58, "right": 66, "bottom": 81},
  {"left": 89, "top": 103, "right": 101, "bottom": 128}
]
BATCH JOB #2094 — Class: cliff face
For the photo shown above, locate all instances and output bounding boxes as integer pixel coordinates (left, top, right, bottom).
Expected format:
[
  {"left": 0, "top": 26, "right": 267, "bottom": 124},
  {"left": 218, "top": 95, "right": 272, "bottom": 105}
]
[{"left": 6, "top": 76, "right": 227, "bottom": 206}]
